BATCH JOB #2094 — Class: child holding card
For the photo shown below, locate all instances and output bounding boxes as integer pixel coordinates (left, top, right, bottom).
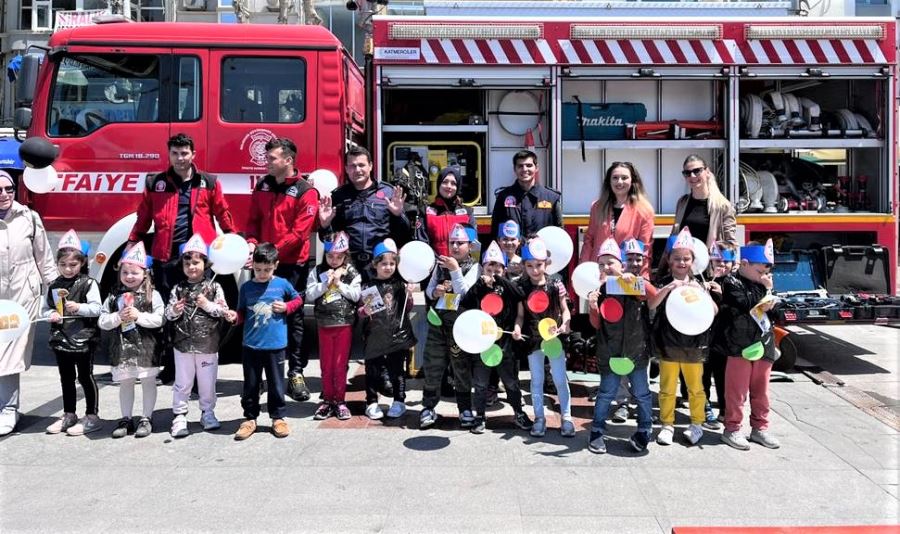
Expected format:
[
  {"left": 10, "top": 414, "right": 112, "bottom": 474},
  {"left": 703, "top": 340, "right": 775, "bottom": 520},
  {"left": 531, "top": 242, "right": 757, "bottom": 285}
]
[
  {"left": 99, "top": 242, "right": 165, "bottom": 439},
  {"left": 420, "top": 224, "right": 481, "bottom": 429},
  {"left": 717, "top": 240, "right": 781, "bottom": 451},
  {"left": 42, "top": 230, "right": 102, "bottom": 436},
  {"left": 360, "top": 239, "right": 416, "bottom": 421}
]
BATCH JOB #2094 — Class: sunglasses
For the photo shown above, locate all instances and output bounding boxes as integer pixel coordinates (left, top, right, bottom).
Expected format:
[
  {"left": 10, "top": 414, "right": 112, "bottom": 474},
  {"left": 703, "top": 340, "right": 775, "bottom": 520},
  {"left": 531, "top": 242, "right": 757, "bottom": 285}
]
[
  {"left": 0, "top": 186, "right": 15, "bottom": 194},
  {"left": 681, "top": 167, "right": 706, "bottom": 178}
]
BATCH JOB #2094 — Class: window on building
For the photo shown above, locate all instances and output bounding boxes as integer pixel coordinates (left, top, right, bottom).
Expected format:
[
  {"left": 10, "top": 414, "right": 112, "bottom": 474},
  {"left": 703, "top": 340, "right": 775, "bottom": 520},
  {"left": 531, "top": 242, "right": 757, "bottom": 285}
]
[
  {"left": 175, "top": 56, "right": 201, "bottom": 122},
  {"left": 48, "top": 53, "right": 161, "bottom": 137},
  {"left": 21, "top": 0, "right": 100, "bottom": 31},
  {"left": 220, "top": 57, "right": 305, "bottom": 123}
]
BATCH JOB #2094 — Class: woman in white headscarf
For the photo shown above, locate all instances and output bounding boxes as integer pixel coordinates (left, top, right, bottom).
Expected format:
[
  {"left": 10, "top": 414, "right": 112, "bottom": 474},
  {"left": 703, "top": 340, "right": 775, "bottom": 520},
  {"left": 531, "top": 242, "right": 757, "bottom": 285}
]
[{"left": 0, "top": 171, "right": 58, "bottom": 435}]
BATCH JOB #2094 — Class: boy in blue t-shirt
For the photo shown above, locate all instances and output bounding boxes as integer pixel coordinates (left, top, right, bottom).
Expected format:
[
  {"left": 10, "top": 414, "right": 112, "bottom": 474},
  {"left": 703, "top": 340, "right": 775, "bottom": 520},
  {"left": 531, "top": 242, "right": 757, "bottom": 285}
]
[{"left": 233, "top": 243, "right": 303, "bottom": 441}]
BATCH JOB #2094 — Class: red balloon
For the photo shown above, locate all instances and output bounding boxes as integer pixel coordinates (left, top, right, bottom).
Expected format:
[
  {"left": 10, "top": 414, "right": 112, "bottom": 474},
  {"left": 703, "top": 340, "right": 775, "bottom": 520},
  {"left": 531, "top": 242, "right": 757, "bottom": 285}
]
[
  {"left": 527, "top": 290, "right": 550, "bottom": 314},
  {"left": 480, "top": 293, "right": 503, "bottom": 316},
  {"left": 600, "top": 297, "right": 624, "bottom": 323}
]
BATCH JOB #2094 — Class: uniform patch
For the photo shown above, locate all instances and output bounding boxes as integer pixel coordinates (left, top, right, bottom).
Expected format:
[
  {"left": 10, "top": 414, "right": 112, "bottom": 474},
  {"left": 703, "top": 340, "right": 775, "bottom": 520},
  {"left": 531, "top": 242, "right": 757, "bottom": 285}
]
[
  {"left": 286, "top": 186, "right": 299, "bottom": 197},
  {"left": 426, "top": 207, "right": 437, "bottom": 215},
  {"left": 504, "top": 196, "right": 517, "bottom": 208},
  {"left": 154, "top": 181, "right": 166, "bottom": 192},
  {"left": 376, "top": 190, "right": 386, "bottom": 199},
  {"left": 199, "top": 179, "right": 206, "bottom": 188},
  {"left": 455, "top": 208, "right": 468, "bottom": 215},
  {"left": 307, "top": 205, "right": 316, "bottom": 215},
  {"left": 537, "top": 200, "right": 552, "bottom": 209},
  {"left": 260, "top": 182, "right": 270, "bottom": 192}
]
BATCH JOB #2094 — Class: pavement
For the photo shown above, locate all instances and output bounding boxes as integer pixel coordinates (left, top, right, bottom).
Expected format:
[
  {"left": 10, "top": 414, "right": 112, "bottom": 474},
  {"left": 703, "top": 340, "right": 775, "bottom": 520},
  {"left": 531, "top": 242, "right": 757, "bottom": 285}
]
[{"left": 1, "top": 320, "right": 898, "bottom": 534}]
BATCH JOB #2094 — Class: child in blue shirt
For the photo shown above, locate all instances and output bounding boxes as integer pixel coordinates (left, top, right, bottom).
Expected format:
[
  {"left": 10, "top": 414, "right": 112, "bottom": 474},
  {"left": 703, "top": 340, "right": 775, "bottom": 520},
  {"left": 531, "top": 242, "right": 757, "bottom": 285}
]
[{"left": 233, "top": 243, "right": 303, "bottom": 441}]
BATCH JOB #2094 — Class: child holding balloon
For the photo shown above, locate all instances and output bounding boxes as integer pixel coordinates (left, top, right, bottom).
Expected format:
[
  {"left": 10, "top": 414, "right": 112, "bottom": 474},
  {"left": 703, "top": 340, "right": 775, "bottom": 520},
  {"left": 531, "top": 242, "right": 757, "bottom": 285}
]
[
  {"left": 716, "top": 240, "right": 781, "bottom": 451},
  {"left": 462, "top": 241, "right": 531, "bottom": 433},
  {"left": 305, "top": 231, "right": 361, "bottom": 421},
  {"left": 648, "top": 228, "right": 716, "bottom": 447},
  {"left": 99, "top": 242, "right": 165, "bottom": 439},
  {"left": 42, "top": 229, "right": 102, "bottom": 436},
  {"left": 586, "top": 238, "right": 653, "bottom": 453},
  {"left": 359, "top": 239, "right": 416, "bottom": 421},
  {"left": 421, "top": 224, "right": 481, "bottom": 429},
  {"left": 164, "top": 234, "right": 235, "bottom": 438},
  {"left": 512, "top": 236, "right": 574, "bottom": 438}
]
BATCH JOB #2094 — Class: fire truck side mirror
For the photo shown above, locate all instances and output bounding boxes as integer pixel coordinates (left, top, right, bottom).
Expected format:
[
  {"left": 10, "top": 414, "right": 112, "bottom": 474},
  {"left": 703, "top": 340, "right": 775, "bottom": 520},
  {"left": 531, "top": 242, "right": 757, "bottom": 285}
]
[
  {"left": 14, "top": 53, "right": 42, "bottom": 107},
  {"left": 13, "top": 108, "right": 32, "bottom": 131}
]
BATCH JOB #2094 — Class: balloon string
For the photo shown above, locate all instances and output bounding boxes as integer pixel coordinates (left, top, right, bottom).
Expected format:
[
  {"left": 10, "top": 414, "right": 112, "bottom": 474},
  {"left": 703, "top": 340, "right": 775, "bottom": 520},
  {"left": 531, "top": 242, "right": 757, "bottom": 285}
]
[
  {"left": 189, "top": 274, "right": 217, "bottom": 321},
  {"left": 499, "top": 329, "right": 527, "bottom": 339}
]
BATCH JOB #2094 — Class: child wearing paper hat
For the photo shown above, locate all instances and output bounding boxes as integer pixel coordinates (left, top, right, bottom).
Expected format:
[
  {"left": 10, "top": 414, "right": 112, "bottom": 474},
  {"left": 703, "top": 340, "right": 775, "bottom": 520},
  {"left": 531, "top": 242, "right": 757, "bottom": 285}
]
[
  {"left": 99, "top": 240, "right": 166, "bottom": 439},
  {"left": 421, "top": 223, "right": 482, "bottom": 430},
  {"left": 165, "top": 233, "right": 234, "bottom": 438},
  {"left": 497, "top": 220, "right": 524, "bottom": 279},
  {"left": 460, "top": 240, "right": 533, "bottom": 433},
  {"left": 714, "top": 239, "right": 780, "bottom": 451},
  {"left": 513, "top": 236, "right": 574, "bottom": 439},
  {"left": 306, "top": 231, "right": 361, "bottom": 421},
  {"left": 40, "top": 229, "right": 103, "bottom": 436},
  {"left": 648, "top": 226, "right": 716, "bottom": 447},
  {"left": 359, "top": 238, "right": 416, "bottom": 421},
  {"left": 585, "top": 238, "right": 654, "bottom": 454}
]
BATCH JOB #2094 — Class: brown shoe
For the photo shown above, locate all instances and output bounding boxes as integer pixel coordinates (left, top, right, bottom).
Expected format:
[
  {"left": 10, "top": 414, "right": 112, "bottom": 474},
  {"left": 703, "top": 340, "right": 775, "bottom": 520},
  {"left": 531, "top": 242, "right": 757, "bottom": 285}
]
[
  {"left": 234, "top": 419, "right": 257, "bottom": 441},
  {"left": 272, "top": 418, "right": 290, "bottom": 438}
]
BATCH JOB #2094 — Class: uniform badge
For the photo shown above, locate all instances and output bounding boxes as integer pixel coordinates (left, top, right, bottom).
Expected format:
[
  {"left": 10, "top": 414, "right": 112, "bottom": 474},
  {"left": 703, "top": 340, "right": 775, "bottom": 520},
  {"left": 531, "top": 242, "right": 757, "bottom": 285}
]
[
  {"left": 504, "top": 196, "right": 517, "bottom": 208},
  {"left": 455, "top": 208, "right": 468, "bottom": 215},
  {"left": 537, "top": 200, "right": 552, "bottom": 209},
  {"left": 376, "top": 190, "right": 386, "bottom": 199},
  {"left": 260, "top": 182, "right": 270, "bottom": 192},
  {"left": 155, "top": 181, "right": 166, "bottom": 192}
]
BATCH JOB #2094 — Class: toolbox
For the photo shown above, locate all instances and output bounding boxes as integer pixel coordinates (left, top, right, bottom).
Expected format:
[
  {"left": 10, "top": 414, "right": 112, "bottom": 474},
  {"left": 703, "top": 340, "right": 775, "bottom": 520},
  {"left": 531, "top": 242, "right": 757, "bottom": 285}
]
[
  {"left": 772, "top": 250, "right": 821, "bottom": 293},
  {"left": 562, "top": 101, "right": 647, "bottom": 141},
  {"left": 820, "top": 244, "right": 891, "bottom": 295}
]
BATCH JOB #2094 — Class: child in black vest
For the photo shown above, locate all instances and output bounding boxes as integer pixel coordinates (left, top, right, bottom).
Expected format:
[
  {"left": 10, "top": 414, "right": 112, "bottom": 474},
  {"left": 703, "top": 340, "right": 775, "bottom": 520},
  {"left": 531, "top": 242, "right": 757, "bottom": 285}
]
[{"left": 42, "top": 229, "right": 102, "bottom": 436}]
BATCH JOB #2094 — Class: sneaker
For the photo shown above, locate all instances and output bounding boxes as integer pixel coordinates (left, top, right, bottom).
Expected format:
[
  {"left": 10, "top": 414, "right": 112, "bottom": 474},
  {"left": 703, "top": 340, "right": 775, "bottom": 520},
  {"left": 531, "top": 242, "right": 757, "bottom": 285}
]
[
  {"left": 721, "top": 430, "right": 751, "bottom": 451},
  {"left": 288, "top": 375, "right": 311, "bottom": 402},
  {"left": 485, "top": 387, "right": 499, "bottom": 407},
  {"left": 470, "top": 417, "right": 486, "bottom": 434},
  {"left": 630, "top": 431, "right": 650, "bottom": 452},
  {"left": 386, "top": 401, "right": 407, "bottom": 419},
  {"left": 46, "top": 413, "right": 78, "bottom": 434},
  {"left": 611, "top": 405, "right": 629, "bottom": 424},
  {"left": 335, "top": 403, "right": 352, "bottom": 421},
  {"left": 272, "top": 418, "right": 290, "bottom": 438},
  {"left": 588, "top": 431, "right": 606, "bottom": 454},
  {"left": 656, "top": 425, "right": 674, "bottom": 446},
  {"left": 313, "top": 402, "right": 333, "bottom": 420},
  {"left": 587, "top": 387, "right": 599, "bottom": 403},
  {"left": 459, "top": 410, "right": 476, "bottom": 428},
  {"left": 530, "top": 417, "right": 547, "bottom": 437},
  {"left": 702, "top": 414, "right": 722, "bottom": 431},
  {"left": 234, "top": 419, "right": 257, "bottom": 441},
  {"left": 419, "top": 408, "right": 437, "bottom": 429},
  {"left": 170, "top": 414, "right": 189, "bottom": 439},
  {"left": 560, "top": 418, "right": 576, "bottom": 438},
  {"left": 749, "top": 428, "right": 781, "bottom": 449},
  {"left": 201, "top": 411, "right": 221, "bottom": 431},
  {"left": 111, "top": 418, "right": 134, "bottom": 438},
  {"left": 365, "top": 403, "right": 384, "bottom": 420},
  {"left": 380, "top": 372, "right": 394, "bottom": 398},
  {"left": 67, "top": 415, "right": 102, "bottom": 436},
  {"left": 514, "top": 411, "right": 533, "bottom": 431},
  {"left": 134, "top": 417, "right": 152, "bottom": 438},
  {"left": 683, "top": 424, "right": 704, "bottom": 445}
]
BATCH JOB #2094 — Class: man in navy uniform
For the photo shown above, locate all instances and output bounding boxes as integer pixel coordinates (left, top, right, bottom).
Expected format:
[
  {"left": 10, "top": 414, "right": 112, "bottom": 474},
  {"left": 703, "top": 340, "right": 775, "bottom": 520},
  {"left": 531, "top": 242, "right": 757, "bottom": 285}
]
[{"left": 490, "top": 150, "right": 562, "bottom": 239}]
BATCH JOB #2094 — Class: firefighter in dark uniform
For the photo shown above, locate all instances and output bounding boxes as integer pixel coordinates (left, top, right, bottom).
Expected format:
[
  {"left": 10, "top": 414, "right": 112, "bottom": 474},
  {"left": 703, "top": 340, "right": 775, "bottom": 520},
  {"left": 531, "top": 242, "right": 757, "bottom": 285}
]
[{"left": 490, "top": 149, "right": 562, "bottom": 239}]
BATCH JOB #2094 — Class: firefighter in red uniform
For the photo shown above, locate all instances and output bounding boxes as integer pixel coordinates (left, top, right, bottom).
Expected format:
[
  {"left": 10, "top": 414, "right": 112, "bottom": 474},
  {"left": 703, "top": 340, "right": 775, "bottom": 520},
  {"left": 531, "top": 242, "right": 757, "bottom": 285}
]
[
  {"left": 127, "top": 133, "right": 237, "bottom": 384},
  {"left": 245, "top": 138, "right": 319, "bottom": 402}
]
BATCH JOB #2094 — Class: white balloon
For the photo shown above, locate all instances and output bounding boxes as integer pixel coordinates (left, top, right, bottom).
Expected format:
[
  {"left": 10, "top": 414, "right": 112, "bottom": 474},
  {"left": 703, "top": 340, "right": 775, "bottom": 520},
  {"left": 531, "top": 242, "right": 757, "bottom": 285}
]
[
  {"left": 208, "top": 234, "right": 250, "bottom": 275},
  {"left": 0, "top": 300, "right": 31, "bottom": 343},
  {"left": 308, "top": 169, "right": 338, "bottom": 197},
  {"left": 398, "top": 240, "right": 435, "bottom": 283},
  {"left": 572, "top": 261, "right": 602, "bottom": 299},
  {"left": 452, "top": 309, "right": 499, "bottom": 354},
  {"left": 665, "top": 285, "right": 715, "bottom": 336},
  {"left": 22, "top": 165, "right": 58, "bottom": 194},
  {"left": 536, "top": 226, "right": 573, "bottom": 275},
  {"left": 692, "top": 237, "right": 710, "bottom": 275}
]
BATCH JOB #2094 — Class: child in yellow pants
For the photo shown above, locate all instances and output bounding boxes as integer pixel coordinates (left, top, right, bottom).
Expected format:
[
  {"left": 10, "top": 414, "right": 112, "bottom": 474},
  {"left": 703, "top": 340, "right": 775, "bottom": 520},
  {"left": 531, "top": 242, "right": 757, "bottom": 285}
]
[{"left": 650, "top": 228, "right": 717, "bottom": 446}]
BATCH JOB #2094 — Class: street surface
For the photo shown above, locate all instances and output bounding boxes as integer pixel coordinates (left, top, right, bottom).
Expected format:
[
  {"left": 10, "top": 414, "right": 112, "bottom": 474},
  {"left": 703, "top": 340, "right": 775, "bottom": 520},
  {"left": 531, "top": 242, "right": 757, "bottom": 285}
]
[{"left": 1, "top": 320, "right": 898, "bottom": 533}]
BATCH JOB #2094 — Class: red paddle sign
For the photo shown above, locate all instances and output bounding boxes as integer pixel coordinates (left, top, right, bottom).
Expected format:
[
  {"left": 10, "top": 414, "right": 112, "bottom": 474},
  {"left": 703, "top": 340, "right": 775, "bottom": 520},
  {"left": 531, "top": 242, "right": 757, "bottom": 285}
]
[
  {"left": 480, "top": 293, "right": 503, "bottom": 316},
  {"left": 526, "top": 290, "right": 549, "bottom": 313},
  {"left": 600, "top": 297, "right": 623, "bottom": 323}
]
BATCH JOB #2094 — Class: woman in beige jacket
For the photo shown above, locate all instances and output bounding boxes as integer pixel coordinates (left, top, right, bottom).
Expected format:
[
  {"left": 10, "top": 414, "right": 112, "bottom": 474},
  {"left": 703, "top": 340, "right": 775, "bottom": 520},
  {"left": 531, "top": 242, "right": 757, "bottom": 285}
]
[{"left": 0, "top": 172, "right": 58, "bottom": 435}]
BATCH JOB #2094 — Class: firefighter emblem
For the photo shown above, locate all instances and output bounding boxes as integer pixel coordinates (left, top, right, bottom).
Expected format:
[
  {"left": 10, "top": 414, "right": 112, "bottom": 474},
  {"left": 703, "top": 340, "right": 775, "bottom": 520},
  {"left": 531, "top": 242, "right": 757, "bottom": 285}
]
[{"left": 240, "top": 128, "right": 277, "bottom": 168}]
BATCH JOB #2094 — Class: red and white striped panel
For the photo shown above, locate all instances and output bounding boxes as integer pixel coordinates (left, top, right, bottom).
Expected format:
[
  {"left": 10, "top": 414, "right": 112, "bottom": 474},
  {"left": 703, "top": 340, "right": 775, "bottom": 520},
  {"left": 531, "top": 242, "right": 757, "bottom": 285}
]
[
  {"left": 419, "top": 38, "right": 557, "bottom": 64},
  {"left": 735, "top": 39, "right": 888, "bottom": 64},
  {"left": 558, "top": 39, "right": 737, "bottom": 65}
]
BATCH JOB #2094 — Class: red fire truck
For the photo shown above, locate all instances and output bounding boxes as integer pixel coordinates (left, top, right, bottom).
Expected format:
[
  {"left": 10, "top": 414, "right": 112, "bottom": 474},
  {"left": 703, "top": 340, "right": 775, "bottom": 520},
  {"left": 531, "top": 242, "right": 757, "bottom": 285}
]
[{"left": 13, "top": 20, "right": 365, "bottom": 293}]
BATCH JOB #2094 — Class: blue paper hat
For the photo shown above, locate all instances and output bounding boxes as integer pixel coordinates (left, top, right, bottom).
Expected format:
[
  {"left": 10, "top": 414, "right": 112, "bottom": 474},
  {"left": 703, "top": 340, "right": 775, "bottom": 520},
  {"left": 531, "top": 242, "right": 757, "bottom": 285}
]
[
  {"left": 740, "top": 239, "right": 775, "bottom": 265},
  {"left": 498, "top": 220, "right": 520, "bottom": 239},
  {"left": 373, "top": 238, "right": 398, "bottom": 259},
  {"left": 520, "top": 237, "right": 548, "bottom": 261}
]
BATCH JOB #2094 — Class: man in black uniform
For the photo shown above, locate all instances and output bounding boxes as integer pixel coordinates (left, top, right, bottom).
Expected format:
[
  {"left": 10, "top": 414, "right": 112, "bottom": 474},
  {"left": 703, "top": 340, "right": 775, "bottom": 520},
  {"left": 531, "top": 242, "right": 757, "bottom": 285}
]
[{"left": 490, "top": 150, "right": 562, "bottom": 238}]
